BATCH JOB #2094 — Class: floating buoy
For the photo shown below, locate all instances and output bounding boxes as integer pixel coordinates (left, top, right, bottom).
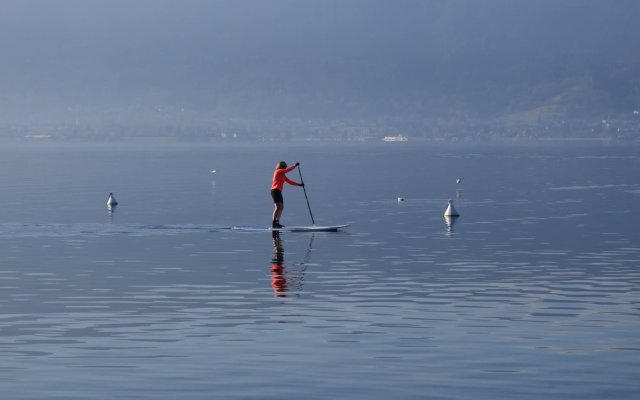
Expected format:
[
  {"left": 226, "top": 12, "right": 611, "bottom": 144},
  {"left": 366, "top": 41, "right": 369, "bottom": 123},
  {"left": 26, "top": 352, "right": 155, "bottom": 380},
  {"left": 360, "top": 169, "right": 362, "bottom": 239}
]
[
  {"left": 397, "top": 197, "right": 405, "bottom": 202},
  {"left": 443, "top": 199, "right": 459, "bottom": 217},
  {"left": 107, "top": 192, "right": 118, "bottom": 207}
]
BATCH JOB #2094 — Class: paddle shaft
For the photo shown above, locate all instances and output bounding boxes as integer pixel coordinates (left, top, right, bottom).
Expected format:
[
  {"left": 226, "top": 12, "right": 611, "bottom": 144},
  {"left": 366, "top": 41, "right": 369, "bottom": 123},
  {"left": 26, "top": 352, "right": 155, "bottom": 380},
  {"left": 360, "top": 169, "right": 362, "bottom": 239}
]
[{"left": 297, "top": 165, "right": 316, "bottom": 225}]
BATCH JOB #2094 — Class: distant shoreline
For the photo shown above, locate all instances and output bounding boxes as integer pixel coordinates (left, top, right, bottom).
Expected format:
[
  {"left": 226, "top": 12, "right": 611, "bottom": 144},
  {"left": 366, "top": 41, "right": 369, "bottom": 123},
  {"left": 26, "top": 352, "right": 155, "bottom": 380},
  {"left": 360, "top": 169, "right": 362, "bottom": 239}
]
[{"left": 1, "top": 136, "right": 637, "bottom": 148}]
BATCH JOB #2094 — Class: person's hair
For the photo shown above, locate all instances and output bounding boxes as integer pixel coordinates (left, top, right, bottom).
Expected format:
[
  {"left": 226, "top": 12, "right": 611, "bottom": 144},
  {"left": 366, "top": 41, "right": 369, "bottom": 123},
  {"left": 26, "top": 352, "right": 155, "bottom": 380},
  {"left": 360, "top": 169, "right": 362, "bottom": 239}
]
[{"left": 278, "top": 161, "right": 287, "bottom": 169}]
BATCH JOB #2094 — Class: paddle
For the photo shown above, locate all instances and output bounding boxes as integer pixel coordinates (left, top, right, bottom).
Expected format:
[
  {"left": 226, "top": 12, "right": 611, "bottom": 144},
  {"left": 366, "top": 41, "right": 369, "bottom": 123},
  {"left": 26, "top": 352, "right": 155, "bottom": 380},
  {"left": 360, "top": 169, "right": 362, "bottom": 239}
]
[{"left": 297, "top": 164, "right": 316, "bottom": 225}]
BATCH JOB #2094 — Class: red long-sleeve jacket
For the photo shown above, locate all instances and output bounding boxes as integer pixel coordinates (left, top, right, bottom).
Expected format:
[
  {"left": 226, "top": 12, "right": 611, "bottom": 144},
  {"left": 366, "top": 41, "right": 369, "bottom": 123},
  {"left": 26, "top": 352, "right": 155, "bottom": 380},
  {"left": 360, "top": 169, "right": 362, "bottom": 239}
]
[{"left": 271, "top": 165, "right": 301, "bottom": 191}]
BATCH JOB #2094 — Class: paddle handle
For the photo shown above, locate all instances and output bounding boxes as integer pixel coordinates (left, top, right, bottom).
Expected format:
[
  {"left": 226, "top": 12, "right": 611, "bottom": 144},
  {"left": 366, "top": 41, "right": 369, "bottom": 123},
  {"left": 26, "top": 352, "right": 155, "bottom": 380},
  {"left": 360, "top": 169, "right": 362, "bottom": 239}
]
[{"left": 297, "top": 165, "right": 316, "bottom": 225}]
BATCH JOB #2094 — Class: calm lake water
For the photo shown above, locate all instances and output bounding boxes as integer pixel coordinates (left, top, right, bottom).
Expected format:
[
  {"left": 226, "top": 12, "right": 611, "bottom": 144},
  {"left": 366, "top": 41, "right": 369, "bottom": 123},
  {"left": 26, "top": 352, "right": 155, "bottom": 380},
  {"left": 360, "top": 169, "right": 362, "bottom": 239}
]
[{"left": 0, "top": 141, "right": 638, "bottom": 399}]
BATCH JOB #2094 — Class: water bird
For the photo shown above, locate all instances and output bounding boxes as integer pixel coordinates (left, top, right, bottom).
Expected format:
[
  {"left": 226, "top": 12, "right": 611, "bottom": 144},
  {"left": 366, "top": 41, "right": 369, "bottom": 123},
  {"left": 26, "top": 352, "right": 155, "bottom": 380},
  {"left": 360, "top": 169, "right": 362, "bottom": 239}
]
[
  {"left": 107, "top": 192, "right": 118, "bottom": 207},
  {"left": 443, "top": 199, "right": 459, "bottom": 217},
  {"left": 397, "top": 197, "right": 405, "bottom": 202},
  {"left": 456, "top": 178, "right": 463, "bottom": 184},
  {"left": 210, "top": 170, "right": 217, "bottom": 174}
]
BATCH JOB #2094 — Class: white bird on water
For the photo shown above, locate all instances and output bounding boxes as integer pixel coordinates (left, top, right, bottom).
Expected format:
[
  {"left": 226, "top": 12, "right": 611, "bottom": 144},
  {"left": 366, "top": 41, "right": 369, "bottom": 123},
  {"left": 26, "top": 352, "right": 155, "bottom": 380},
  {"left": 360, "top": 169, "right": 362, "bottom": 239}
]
[{"left": 107, "top": 192, "right": 118, "bottom": 207}]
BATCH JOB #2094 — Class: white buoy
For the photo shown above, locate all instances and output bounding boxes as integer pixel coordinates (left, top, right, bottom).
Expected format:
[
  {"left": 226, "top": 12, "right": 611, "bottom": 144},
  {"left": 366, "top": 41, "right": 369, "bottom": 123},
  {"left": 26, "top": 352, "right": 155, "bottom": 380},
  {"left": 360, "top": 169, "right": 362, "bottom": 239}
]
[
  {"left": 397, "top": 197, "right": 405, "bottom": 202},
  {"left": 107, "top": 192, "right": 118, "bottom": 207},
  {"left": 443, "top": 199, "right": 459, "bottom": 217}
]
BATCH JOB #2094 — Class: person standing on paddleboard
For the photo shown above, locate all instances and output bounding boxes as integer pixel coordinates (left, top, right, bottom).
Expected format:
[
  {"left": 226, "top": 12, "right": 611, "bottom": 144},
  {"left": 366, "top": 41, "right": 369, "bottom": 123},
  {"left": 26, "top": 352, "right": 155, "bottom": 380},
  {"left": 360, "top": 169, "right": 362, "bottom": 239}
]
[{"left": 271, "top": 161, "right": 303, "bottom": 228}]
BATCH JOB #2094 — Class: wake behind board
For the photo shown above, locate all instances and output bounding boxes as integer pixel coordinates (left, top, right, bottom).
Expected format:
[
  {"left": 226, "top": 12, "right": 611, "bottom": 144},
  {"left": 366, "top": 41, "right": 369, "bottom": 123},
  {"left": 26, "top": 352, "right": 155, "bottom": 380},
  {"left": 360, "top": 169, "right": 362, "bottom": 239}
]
[{"left": 232, "top": 224, "right": 349, "bottom": 232}]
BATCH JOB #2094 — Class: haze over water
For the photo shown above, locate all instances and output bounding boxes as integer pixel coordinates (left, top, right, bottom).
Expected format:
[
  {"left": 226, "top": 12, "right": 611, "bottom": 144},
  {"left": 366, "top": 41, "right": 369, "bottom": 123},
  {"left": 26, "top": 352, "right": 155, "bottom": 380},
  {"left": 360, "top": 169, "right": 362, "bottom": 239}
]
[
  {"left": 0, "top": 142, "right": 638, "bottom": 399},
  {"left": 2, "top": 1, "right": 639, "bottom": 141}
]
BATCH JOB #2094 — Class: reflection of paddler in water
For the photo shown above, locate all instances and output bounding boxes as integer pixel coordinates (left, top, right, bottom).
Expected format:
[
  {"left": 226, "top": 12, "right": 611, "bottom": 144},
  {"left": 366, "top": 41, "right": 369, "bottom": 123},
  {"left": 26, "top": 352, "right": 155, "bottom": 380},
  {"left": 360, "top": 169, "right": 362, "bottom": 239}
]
[
  {"left": 269, "top": 231, "right": 315, "bottom": 298},
  {"left": 271, "top": 231, "right": 288, "bottom": 297}
]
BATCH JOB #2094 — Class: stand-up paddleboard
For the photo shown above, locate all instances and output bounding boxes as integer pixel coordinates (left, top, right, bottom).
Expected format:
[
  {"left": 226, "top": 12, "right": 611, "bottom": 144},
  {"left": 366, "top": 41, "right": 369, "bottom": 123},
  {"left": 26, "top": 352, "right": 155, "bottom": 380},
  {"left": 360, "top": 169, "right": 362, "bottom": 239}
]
[{"left": 232, "top": 224, "right": 349, "bottom": 232}]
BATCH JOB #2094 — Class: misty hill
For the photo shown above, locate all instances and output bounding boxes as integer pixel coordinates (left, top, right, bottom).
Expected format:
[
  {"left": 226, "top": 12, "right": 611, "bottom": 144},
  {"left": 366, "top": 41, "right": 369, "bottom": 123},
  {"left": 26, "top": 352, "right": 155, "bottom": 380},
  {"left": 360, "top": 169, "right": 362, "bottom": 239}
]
[{"left": 1, "top": 0, "right": 639, "bottom": 140}]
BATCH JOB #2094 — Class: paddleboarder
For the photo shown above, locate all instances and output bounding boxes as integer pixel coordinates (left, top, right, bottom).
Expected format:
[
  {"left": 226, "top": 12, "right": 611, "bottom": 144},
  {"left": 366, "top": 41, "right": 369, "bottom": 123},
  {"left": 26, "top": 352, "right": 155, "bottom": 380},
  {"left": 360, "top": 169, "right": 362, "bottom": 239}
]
[{"left": 271, "top": 161, "right": 304, "bottom": 228}]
